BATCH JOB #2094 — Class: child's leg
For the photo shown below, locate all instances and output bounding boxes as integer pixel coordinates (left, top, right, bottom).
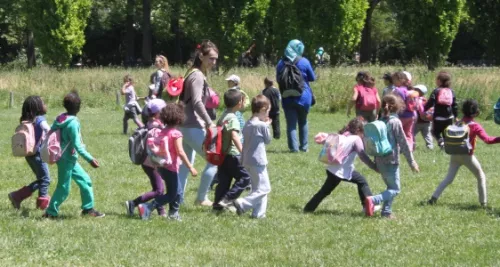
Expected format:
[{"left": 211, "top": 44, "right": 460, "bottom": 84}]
[
  {"left": 371, "top": 163, "right": 400, "bottom": 216},
  {"left": 46, "top": 160, "right": 75, "bottom": 216},
  {"left": 133, "top": 165, "right": 165, "bottom": 214},
  {"left": 432, "top": 155, "right": 462, "bottom": 200},
  {"left": 422, "top": 122, "right": 434, "bottom": 149},
  {"left": 223, "top": 156, "right": 250, "bottom": 201},
  {"left": 238, "top": 165, "right": 271, "bottom": 217},
  {"left": 131, "top": 107, "right": 144, "bottom": 128},
  {"left": 271, "top": 114, "right": 281, "bottom": 139},
  {"left": 213, "top": 161, "right": 232, "bottom": 210},
  {"left": 71, "top": 162, "right": 95, "bottom": 211},
  {"left": 25, "top": 154, "right": 50, "bottom": 197},
  {"left": 154, "top": 168, "right": 180, "bottom": 208},
  {"left": 463, "top": 155, "right": 487, "bottom": 205},
  {"left": 123, "top": 112, "right": 129, "bottom": 134},
  {"left": 400, "top": 116, "right": 416, "bottom": 151},
  {"left": 304, "top": 170, "right": 342, "bottom": 212},
  {"left": 348, "top": 170, "right": 373, "bottom": 208}
]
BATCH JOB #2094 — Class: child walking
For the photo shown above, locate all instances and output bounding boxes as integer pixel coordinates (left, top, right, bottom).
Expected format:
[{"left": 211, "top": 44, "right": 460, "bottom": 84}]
[
  {"left": 44, "top": 92, "right": 104, "bottom": 218},
  {"left": 424, "top": 71, "right": 458, "bottom": 149},
  {"left": 427, "top": 99, "right": 500, "bottom": 206},
  {"left": 381, "top": 72, "right": 395, "bottom": 97},
  {"left": 138, "top": 103, "right": 198, "bottom": 220},
  {"left": 213, "top": 89, "right": 251, "bottom": 211},
  {"left": 125, "top": 99, "right": 167, "bottom": 217},
  {"left": 365, "top": 94, "right": 419, "bottom": 219},
  {"left": 347, "top": 71, "right": 380, "bottom": 122},
  {"left": 9, "top": 96, "right": 51, "bottom": 210},
  {"left": 262, "top": 77, "right": 281, "bottom": 139},
  {"left": 303, "top": 117, "right": 380, "bottom": 213},
  {"left": 413, "top": 84, "right": 434, "bottom": 150},
  {"left": 393, "top": 71, "right": 417, "bottom": 151},
  {"left": 233, "top": 95, "right": 272, "bottom": 218},
  {"left": 122, "top": 74, "right": 144, "bottom": 134}
]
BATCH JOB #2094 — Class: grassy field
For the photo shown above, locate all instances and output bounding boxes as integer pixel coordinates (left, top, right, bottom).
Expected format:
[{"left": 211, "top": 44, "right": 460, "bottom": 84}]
[{"left": 1, "top": 104, "right": 500, "bottom": 266}]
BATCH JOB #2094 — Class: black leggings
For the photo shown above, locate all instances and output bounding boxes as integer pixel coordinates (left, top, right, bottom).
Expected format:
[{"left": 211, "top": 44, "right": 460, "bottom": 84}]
[
  {"left": 304, "top": 170, "right": 373, "bottom": 212},
  {"left": 432, "top": 119, "right": 453, "bottom": 145}
]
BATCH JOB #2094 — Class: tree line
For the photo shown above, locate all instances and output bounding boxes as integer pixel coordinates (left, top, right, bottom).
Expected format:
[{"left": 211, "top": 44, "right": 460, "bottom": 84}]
[{"left": 0, "top": 0, "right": 499, "bottom": 70}]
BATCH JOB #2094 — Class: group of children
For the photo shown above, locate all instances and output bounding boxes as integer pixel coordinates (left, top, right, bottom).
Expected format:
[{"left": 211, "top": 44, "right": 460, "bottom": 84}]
[{"left": 9, "top": 69, "right": 500, "bottom": 220}]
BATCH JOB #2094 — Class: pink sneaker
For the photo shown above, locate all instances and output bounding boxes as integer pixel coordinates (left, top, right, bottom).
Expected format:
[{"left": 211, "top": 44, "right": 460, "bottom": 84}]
[
  {"left": 36, "top": 196, "right": 50, "bottom": 210},
  {"left": 364, "top": 197, "right": 375, "bottom": 217}
]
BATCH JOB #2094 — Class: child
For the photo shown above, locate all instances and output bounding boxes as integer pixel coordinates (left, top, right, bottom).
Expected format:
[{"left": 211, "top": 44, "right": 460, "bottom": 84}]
[
  {"left": 9, "top": 96, "right": 51, "bottom": 210},
  {"left": 347, "top": 71, "right": 380, "bottom": 122},
  {"left": 233, "top": 95, "right": 272, "bottom": 218},
  {"left": 225, "top": 74, "right": 249, "bottom": 131},
  {"left": 43, "top": 92, "right": 104, "bottom": 218},
  {"left": 303, "top": 117, "right": 380, "bottom": 214},
  {"left": 365, "top": 94, "right": 419, "bottom": 219},
  {"left": 381, "top": 72, "right": 395, "bottom": 97},
  {"left": 424, "top": 71, "right": 458, "bottom": 149},
  {"left": 213, "top": 89, "right": 251, "bottom": 211},
  {"left": 262, "top": 77, "right": 281, "bottom": 139},
  {"left": 392, "top": 71, "right": 416, "bottom": 151},
  {"left": 413, "top": 84, "right": 434, "bottom": 150},
  {"left": 138, "top": 103, "right": 198, "bottom": 220},
  {"left": 427, "top": 99, "right": 500, "bottom": 207},
  {"left": 122, "top": 74, "right": 144, "bottom": 134},
  {"left": 125, "top": 99, "right": 167, "bottom": 217}
]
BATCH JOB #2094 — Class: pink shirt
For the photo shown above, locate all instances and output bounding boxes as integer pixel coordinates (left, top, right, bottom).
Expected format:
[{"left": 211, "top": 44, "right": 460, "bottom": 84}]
[
  {"left": 462, "top": 117, "right": 500, "bottom": 155},
  {"left": 156, "top": 127, "right": 183, "bottom": 172}
]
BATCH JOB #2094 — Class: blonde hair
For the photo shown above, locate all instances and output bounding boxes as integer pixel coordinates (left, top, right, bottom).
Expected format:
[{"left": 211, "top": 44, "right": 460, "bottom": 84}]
[{"left": 156, "top": 55, "right": 170, "bottom": 71}]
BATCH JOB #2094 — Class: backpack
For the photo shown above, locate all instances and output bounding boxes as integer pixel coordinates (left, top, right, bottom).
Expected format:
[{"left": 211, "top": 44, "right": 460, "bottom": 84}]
[
  {"left": 277, "top": 57, "right": 304, "bottom": 98},
  {"left": 203, "top": 122, "right": 228, "bottom": 166},
  {"left": 494, "top": 97, "right": 500, "bottom": 125},
  {"left": 318, "top": 134, "right": 350, "bottom": 165},
  {"left": 128, "top": 126, "right": 160, "bottom": 165},
  {"left": 356, "top": 85, "right": 378, "bottom": 111},
  {"left": 363, "top": 118, "right": 394, "bottom": 157},
  {"left": 205, "top": 87, "right": 220, "bottom": 109},
  {"left": 12, "top": 121, "right": 36, "bottom": 157},
  {"left": 166, "top": 77, "right": 184, "bottom": 97},
  {"left": 40, "top": 129, "right": 70, "bottom": 164},
  {"left": 146, "top": 132, "right": 173, "bottom": 168},
  {"left": 437, "top": 88, "right": 453, "bottom": 106},
  {"left": 443, "top": 122, "right": 473, "bottom": 155}
]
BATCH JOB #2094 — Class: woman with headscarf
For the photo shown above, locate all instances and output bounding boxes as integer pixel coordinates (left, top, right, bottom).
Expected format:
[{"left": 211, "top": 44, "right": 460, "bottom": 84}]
[{"left": 276, "top": 40, "right": 316, "bottom": 153}]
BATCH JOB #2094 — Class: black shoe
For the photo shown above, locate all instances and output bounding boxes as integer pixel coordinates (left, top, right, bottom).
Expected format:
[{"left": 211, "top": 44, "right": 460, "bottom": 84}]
[
  {"left": 82, "top": 208, "right": 105, "bottom": 218},
  {"left": 427, "top": 197, "right": 437, "bottom": 205},
  {"left": 125, "top": 200, "right": 135, "bottom": 216}
]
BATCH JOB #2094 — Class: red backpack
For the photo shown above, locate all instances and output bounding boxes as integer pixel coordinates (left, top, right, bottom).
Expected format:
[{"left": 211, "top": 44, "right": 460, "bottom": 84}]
[
  {"left": 356, "top": 85, "right": 378, "bottom": 111},
  {"left": 166, "top": 77, "right": 184, "bottom": 97},
  {"left": 203, "top": 122, "right": 228, "bottom": 166},
  {"left": 437, "top": 88, "right": 453, "bottom": 106}
]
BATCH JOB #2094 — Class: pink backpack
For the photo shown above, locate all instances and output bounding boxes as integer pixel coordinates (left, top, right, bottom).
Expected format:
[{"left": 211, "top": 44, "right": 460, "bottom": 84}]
[
  {"left": 437, "top": 88, "right": 453, "bottom": 106},
  {"left": 11, "top": 121, "right": 36, "bottom": 157},
  {"left": 316, "top": 133, "right": 350, "bottom": 165},
  {"left": 205, "top": 87, "right": 220, "bottom": 109},
  {"left": 40, "top": 129, "right": 70, "bottom": 164},
  {"left": 356, "top": 85, "right": 378, "bottom": 111}
]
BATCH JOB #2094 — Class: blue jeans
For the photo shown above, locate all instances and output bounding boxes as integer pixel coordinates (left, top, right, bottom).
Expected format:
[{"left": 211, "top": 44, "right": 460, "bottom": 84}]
[
  {"left": 283, "top": 103, "right": 309, "bottom": 152},
  {"left": 371, "top": 163, "right": 400, "bottom": 216},
  {"left": 178, "top": 127, "right": 217, "bottom": 203},
  {"left": 25, "top": 152, "right": 50, "bottom": 197},
  {"left": 154, "top": 168, "right": 181, "bottom": 212}
]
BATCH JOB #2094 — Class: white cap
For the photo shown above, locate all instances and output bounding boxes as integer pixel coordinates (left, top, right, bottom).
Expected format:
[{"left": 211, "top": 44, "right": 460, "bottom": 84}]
[
  {"left": 225, "top": 74, "right": 241, "bottom": 84},
  {"left": 403, "top": 71, "right": 412, "bottom": 82},
  {"left": 413, "top": 84, "right": 428, "bottom": 95}
]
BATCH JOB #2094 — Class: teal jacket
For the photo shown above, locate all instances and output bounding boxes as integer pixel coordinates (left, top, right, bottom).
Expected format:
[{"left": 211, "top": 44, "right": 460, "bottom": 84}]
[{"left": 51, "top": 113, "right": 94, "bottom": 163}]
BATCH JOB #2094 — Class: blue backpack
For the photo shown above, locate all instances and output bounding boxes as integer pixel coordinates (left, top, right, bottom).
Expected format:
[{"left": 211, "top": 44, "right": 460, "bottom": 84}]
[
  {"left": 494, "top": 97, "right": 500, "bottom": 125},
  {"left": 363, "top": 116, "right": 395, "bottom": 157}
]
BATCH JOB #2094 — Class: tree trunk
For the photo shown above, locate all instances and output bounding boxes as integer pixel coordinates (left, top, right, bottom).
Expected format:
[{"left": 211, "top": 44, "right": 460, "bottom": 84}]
[
  {"left": 359, "top": 0, "right": 381, "bottom": 63},
  {"left": 125, "top": 0, "right": 136, "bottom": 67},
  {"left": 142, "top": 0, "right": 152, "bottom": 66},
  {"left": 26, "top": 29, "right": 36, "bottom": 68},
  {"left": 170, "top": 0, "right": 182, "bottom": 64}
]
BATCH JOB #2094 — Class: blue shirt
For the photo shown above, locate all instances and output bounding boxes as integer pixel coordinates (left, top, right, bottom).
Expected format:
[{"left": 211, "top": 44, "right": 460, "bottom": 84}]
[{"left": 276, "top": 57, "right": 316, "bottom": 112}]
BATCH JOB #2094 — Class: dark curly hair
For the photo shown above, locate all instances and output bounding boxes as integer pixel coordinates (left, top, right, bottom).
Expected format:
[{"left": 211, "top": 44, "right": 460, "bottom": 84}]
[
  {"left": 160, "top": 102, "right": 185, "bottom": 126},
  {"left": 20, "top": 95, "right": 46, "bottom": 123}
]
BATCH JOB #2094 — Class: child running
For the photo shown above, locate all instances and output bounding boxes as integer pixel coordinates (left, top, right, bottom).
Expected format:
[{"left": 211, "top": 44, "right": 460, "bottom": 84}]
[
  {"left": 9, "top": 96, "right": 51, "bottom": 210},
  {"left": 427, "top": 99, "right": 500, "bottom": 207},
  {"left": 262, "top": 77, "right": 281, "bottom": 139},
  {"left": 233, "top": 95, "right": 272, "bottom": 218},
  {"left": 43, "top": 92, "right": 104, "bottom": 218},
  {"left": 122, "top": 74, "right": 144, "bottom": 134},
  {"left": 304, "top": 117, "right": 380, "bottom": 213},
  {"left": 347, "top": 71, "right": 380, "bottom": 122},
  {"left": 424, "top": 71, "right": 458, "bottom": 149},
  {"left": 365, "top": 94, "right": 419, "bottom": 219},
  {"left": 125, "top": 99, "right": 167, "bottom": 217},
  {"left": 413, "top": 84, "right": 434, "bottom": 150},
  {"left": 138, "top": 103, "right": 198, "bottom": 220},
  {"left": 393, "top": 71, "right": 417, "bottom": 151}
]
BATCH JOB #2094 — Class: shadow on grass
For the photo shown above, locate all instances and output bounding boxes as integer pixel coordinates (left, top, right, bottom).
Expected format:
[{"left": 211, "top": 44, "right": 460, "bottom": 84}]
[
  {"left": 267, "top": 149, "right": 295, "bottom": 154},
  {"left": 288, "top": 204, "right": 364, "bottom": 218},
  {"left": 447, "top": 203, "right": 484, "bottom": 212}
]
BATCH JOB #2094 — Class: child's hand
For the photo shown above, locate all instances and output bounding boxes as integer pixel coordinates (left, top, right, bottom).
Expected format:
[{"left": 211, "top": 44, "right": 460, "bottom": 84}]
[
  {"left": 190, "top": 167, "right": 198, "bottom": 177},
  {"left": 411, "top": 162, "right": 420, "bottom": 173},
  {"left": 265, "top": 117, "right": 272, "bottom": 125},
  {"left": 90, "top": 159, "right": 100, "bottom": 168}
]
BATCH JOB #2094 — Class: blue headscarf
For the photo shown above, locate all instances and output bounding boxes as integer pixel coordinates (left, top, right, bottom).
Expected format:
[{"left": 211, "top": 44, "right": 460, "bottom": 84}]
[{"left": 285, "top": 39, "right": 305, "bottom": 62}]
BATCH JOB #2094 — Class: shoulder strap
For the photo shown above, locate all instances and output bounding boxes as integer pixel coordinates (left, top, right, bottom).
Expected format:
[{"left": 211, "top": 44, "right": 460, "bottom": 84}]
[{"left": 292, "top": 56, "right": 302, "bottom": 65}]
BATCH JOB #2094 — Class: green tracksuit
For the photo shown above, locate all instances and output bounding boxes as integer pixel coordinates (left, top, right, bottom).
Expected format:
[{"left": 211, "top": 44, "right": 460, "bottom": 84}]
[{"left": 46, "top": 114, "right": 95, "bottom": 216}]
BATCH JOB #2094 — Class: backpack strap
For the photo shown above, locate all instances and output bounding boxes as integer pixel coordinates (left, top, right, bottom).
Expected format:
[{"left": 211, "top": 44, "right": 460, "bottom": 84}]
[{"left": 179, "top": 68, "right": 201, "bottom": 104}]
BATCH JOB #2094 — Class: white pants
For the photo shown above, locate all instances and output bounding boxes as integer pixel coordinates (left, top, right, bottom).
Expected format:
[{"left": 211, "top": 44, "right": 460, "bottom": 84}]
[
  {"left": 413, "top": 122, "right": 433, "bottom": 149},
  {"left": 432, "top": 154, "right": 487, "bottom": 205},
  {"left": 239, "top": 165, "right": 271, "bottom": 218}
]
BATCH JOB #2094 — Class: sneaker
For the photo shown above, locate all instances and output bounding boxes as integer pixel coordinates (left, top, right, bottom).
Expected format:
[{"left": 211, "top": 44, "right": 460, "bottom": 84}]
[
  {"left": 364, "top": 197, "right": 375, "bottom": 217},
  {"left": 125, "top": 200, "right": 135, "bottom": 216},
  {"left": 232, "top": 199, "right": 244, "bottom": 216},
  {"left": 194, "top": 200, "right": 213, "bottom": 207},
  {"left": 427, "top": 197, "right": 437, "bottom": 205},
  {"left": 138, "top": 203, "right": 153, "bottom": 220},
  {"left": 362, "top": 204, "right": 381, "bottom": 214},
  {"left": 167, "top": 211, "right": 182, "bottom": 221},
  {"left": 218, "top": 198, "right": 232, "bottom": 208},
  {"left": 81, "top": 208, "right": 105, "bottom": 218}
]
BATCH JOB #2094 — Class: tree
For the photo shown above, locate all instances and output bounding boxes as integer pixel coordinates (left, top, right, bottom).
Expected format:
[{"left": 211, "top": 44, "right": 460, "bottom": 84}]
[
  {"left": 125, "top": 0, "right": 136, "bottom": 66},
  {"left": 142, "top": 0, "right": 152, "bottom": 66},
  {"left": 389, "top": 0, "right": 464, "bottom": 70},
  {"left": 359, "top": 0, "right": 382, "bottom": 63},
  {"left": 467, "top": 0, "right": 500, "bottom": 64},
  {"left": 26, "top": 0, "right": 92, "bottom": 67}
]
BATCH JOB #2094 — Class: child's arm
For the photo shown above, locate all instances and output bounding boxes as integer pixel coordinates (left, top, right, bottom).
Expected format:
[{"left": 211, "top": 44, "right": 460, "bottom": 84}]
[
  {"left": 375, "top": 89, "right": 381, "bottom": 111},
  {"left": 473, "top": 123, "right": 500, "bottom": 144},
  {"left": 451, "top": 91, "right": 458, "bottom": 118},
  {"left": 231, "top": 130, "right": 243, "bottom": 153},
  {"left": 121, "top": 82, "right": 129, "bottom": 95},
  {"left": 353, "top": 138, "right": 378, "bottom": 172},
  {"left": 347, "top": 86, "right": 358, "bottom": 116},
  {"left": 391, "top": 120, "right": 419, "bottom": 172},
  {"left": 262, "top": 122, "right": 272, "bottom": 145},
  {"left": 424, "top": 90, "right": 436, "bottom": 111},
  {"left": 68, "top": 122, "right": 98, "bottom": 167},
  {"left": 175, "top": 137, "right": 197, "bottom": 176}
]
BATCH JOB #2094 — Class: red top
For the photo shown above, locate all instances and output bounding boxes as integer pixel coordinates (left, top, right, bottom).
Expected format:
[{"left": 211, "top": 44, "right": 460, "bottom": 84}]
[{"left": 462, "top": 117, "right": 500, "bottom": 155}]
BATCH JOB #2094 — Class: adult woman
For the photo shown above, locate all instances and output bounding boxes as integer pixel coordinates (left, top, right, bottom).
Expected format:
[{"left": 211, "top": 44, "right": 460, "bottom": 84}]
[
  {"left": 149, "top": 55, "right": 170, "bottom": 100},
  {"left": 276, "top": 40, "right": 316, "bottom": 152},
  {"left": 178, "top": 41, "right": 219, "bottom": 206}
]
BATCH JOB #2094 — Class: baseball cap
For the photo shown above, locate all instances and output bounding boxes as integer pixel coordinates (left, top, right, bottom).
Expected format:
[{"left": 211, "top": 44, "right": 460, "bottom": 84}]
[
  {"left": 403, "top": 71, "right": 412, "bottom": 82},
  {"left": 413, "top": 84, "right": 428, "bottom": 95},
  {"left": 148, "top": 99, "right": 167, "bottom": 114},
  {"left": 225, "top": 74, "right": 241, "bottom": 84}
]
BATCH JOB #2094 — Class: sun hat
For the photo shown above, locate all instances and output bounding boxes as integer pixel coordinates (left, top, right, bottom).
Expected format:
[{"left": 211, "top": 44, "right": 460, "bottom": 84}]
[
  {"left": 148, "top": 99, "right": 167, "bottom": 114},
  {"left": 403, "top": 71, "right": 412, "bottom": 82},
  {"left": 413, "top": 84, "right": 428, "bottom": 95},
  {"left": 225, "top": 74, "right": 241, "bottom": 85}
]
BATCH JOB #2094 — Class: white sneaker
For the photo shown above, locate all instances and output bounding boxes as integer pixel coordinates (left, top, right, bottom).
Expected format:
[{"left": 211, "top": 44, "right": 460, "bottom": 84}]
[
  {"left": 218, "top": 198, "right": 232, "bottom": 208},
  {"left": 362, "top": 204, "right": 381, "bottom": 214}
]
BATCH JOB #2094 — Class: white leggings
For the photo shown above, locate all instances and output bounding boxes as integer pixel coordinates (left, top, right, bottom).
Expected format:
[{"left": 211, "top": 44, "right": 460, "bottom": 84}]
[{"left": 432, "top": 154, "right": 487, "bottom": 205}]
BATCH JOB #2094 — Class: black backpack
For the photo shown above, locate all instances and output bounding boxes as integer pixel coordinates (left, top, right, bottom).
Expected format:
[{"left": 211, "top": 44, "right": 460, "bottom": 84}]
[
  {"left": 277, "top": 56, "right": 304, "bottom": 98},
  {"left": 128, "top": 126, "right": 160, "bottom": 165}
]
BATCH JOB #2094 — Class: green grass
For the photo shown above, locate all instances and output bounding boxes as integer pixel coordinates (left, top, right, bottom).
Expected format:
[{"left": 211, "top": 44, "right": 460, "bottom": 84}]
[{"left": 2, "top": 107, "right": 500, "bottom": 266}]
